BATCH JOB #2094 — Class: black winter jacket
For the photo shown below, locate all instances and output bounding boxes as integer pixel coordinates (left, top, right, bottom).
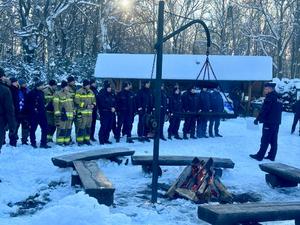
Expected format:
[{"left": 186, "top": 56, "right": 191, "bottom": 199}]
[
  {"left": 26, "top": 88, "right": 47, "bottom": 117},
  {"left": 0, "top": 82, "right": 16, "bottom": 130},
  {"left": 210, "top": 91, "right": 224, "bottom": 113},
  {"left": 116, "top": 89, "right": 136, "bottom": 116},
  {"left": 136, "top": 87, "right": 154, "bottom": 113},
  {"left": 257, "top": 91, "right": 282, "bottom": 125}
]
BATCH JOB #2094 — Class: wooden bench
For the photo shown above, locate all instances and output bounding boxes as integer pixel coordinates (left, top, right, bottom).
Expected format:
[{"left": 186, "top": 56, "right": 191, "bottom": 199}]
[
  {"left": 52, "top": 147, "right": 135, "bottom": 168},
  {"left": 131, "top": 155, "right": 234, "bottom": 175},
  {"left": 197, "top": 202, "right": 300, "bottom": 225},
  {"left": 73, "top": 160, "right": 115, "bottom": 206},
  {"left": 259, "top": 163, "right": 300, "bottom": 188}
]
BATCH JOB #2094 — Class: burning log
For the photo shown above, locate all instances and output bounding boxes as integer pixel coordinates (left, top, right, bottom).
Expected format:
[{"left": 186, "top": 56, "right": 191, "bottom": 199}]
[{"left": 166, "top": 157, "right": 233, "bottom": 204}]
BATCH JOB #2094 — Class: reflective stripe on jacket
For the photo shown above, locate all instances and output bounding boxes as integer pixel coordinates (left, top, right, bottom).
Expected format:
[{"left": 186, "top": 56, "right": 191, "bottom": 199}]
[
  {"left": 53, "top": 90, "right": 74, "bottom": 119},
  {"left": 74, "top": 87, "right": 96, "bottom": 116}
]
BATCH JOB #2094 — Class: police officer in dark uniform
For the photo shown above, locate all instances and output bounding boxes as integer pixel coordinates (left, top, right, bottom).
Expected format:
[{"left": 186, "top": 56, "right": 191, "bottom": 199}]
[
  {"left": 97, "top": 80, "right": 116, "bottom": 145},
  {"left": 0, "top": 68, "right": 16, "bottom": 152},
  {"left": 182, "top": 86, "right": 198, "bottom": 139},
  {"left": 27, "top": 80, "right": 50, "bottom": 149},
  {"left": 197, "top": 87, "right": 211, "bottom": 138},
  {"left": 116, "top": 81, "right": 136, "bottom": 143},
  {"left": 90, "top": 78, "right": 98, "bottom": 141},
  {"left": 250, "top": 82, "right": 282, "bottom": 161},
  {"left": 136, "top": 80, "right": 154, "bottom": 142},
  {"left": 168, "top": 86, "right": 183, "bottom": 140}
]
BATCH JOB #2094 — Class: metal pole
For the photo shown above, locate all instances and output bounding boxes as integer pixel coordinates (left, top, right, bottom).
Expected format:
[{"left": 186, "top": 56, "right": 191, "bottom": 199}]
[{"left": 151, "top": 0, "right": 164, "bottom": 203}]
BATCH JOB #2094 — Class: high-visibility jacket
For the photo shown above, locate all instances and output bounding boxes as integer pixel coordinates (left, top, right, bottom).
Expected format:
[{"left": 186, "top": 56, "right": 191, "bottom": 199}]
[
  {"left": 68, "top": 84, "right": 76, "bottom": 100},
  {"left": 53, "top": 90, "right": 74, "bottom": 120},
  {"left": 43, "top": 86, "right": 56, "bottom": 112},
  {"left": 74, "top": 87, "right": 96, "bottom": 116}
]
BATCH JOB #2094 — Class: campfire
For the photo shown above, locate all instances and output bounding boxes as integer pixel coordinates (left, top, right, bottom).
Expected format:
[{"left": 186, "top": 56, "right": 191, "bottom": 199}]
[{"left": 166, "top": 157, "right": 233, "bottom": 204}]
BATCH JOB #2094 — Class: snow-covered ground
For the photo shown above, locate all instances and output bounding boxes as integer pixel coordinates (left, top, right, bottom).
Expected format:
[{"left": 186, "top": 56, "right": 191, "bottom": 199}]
[{"left": 0, "top": 113, "right": 300, "bottom": 225}]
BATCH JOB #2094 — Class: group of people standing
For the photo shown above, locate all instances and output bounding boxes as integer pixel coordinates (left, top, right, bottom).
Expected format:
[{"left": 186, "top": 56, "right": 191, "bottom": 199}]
[{"left": 0, "top": 67, "right": 225, "bottom": 151}]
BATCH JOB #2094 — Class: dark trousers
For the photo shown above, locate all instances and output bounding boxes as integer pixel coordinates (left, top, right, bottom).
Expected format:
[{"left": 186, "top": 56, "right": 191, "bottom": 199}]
[
  {"left": 0, "top": 120, "right": 5, "bottom": 150},
  {"left": 291, "top": 114, "right": 300, "bottom": 134},
  {"left": 168, "top": 115, "right": 181, "bottom": 136},
  {"left": 137, "top": 112, "right": 150, "bottom": 137},
  {"left": 90, "top": 109, "right": 97, "bottom": 139},
  {"left": 256, "top": 123, "right": 280, "bottom": 160},
  {"left": 183, "top": 115, "right": 196, "bottom": 137},
  {"left": 197, "top": 117, "right": 208, "bottom": 137},
  {"left": 99, "top": 111, "right": 114, "bottom": 143},
  {"left": 209, "top": 116, "right": 221, "bottom": 135},
  {"left": 30, "top": 115, "right": 48, "bottom": 146},
  {"left": 115, "top": 112, "right": 133, "bottom": 138},
  {"left": 12, "top": 117, "right": 29, "bottom": 144}
]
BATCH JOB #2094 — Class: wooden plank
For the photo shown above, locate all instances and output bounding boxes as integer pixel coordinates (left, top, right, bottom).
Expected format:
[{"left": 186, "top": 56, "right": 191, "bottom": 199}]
[
  {"left": 131, "top": 155, "right": 235, "bottom": 169},
  {"left": 166, "top": 166, "right": 192, "bottom": 198},
  {"left": 73, "top": 160, "right": 115, "bottom": 206},
  {"left": 265, "top": 174, "right": 298, "bottom": 188},
  {"left": 197, "top": 202, "right": 300, "bottom": 225},
  {"left": 259, "top": 163, "right": 300, "bottom": 183},
  {"left": 52, "top": 148, "right": 135, "bottom": 168}
]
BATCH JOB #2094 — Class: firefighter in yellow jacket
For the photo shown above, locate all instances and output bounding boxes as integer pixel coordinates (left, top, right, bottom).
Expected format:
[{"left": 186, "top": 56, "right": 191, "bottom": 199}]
[
  {"left": 74, "top": 79, "right": 96, "bottom": 145},
  {"left": 43, "top": 80, "right": 57, "bottom": 143},
  {"left": 53, "top": 80, "right": 74, "bottom": 146}
]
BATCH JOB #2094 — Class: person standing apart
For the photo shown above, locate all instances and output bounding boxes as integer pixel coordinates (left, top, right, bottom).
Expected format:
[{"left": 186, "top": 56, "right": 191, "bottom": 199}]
[
  {"left": 53, "top": 81, "right": 74, "bottom": 146},
  {"left": 250, "top": 82, "right": 282, "bottom": 161}
]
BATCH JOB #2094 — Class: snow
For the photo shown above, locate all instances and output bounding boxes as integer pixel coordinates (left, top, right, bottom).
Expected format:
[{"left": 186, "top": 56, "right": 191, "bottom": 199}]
[
  {"left": 94, "top": 54, "right": 273, "bottom": 81},
  {"left": 1, "top": 113, "right": 300, "bottom": 225}
]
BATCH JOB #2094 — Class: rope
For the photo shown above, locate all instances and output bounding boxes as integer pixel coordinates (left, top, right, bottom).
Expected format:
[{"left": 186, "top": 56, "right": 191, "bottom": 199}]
[{"left": 150, "top": 53, "right": 157, "bottom": 80}]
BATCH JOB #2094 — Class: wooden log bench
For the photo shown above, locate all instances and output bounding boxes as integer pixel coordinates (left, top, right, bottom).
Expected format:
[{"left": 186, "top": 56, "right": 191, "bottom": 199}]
[
  {"left": 259, "top": 163, "right": 300, "bottom": 188},
  {"left": 131, "top": 155, "right": 234, "bottom": 175},
  {"left": 52, "top": 147, "right": 135, "bottom": 168},
  {"left": 197, "top": 202, "right": 300, "bottom": 225},
  {"left": 73, "top": 160, "right": 115, "bottom": 206}
]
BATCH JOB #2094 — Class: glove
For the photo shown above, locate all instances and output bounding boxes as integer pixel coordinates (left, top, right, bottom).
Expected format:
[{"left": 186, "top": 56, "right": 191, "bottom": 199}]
[{"left": 254, "top": 119, "right": 259, "bottom": 125}]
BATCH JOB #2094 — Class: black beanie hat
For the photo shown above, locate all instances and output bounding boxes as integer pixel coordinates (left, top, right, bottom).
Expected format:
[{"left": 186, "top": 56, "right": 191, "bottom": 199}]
[
  {"left": 49, "top": 79, "right": 57, "bottom": 86},
  {"left": 82, "top": 79, "right": 90, "bottom": 87},
  {"left": 61, "top": 80, "right": 68, "bottom": 89},
  {"left": 10, "top": 77, "right": 18, "bottom": 83},
  {"left": 67, "top": 76, "right": 75, "bottom": 83},
  {"left": 0, "top": 67, "right": 5, "bottom": 78}
]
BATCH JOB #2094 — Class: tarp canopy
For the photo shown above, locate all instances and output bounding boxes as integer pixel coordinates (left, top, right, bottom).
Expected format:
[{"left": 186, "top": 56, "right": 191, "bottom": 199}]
[{"left": 94, "top": 53, "right": 272, "bottom": 81}]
